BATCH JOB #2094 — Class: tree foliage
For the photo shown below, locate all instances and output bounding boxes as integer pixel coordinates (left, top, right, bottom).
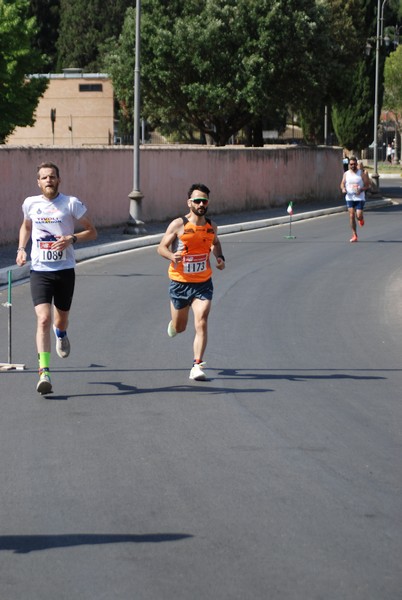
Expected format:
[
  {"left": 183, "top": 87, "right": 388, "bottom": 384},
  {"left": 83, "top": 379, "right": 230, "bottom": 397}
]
[
  {"left": 0, "top": 0, "right": 48, "bottom": 143},
  {"left": 57, "top": 0, "right": 133, "bottom": 72},
  {"left": 28, "top": 0, "right": 61, "bottom": 72},
  {"left": 105, "top": 0, "right": 333, "bottom": 146},
  {"left": 383, "top": 44, "right": 402, "bottom": 139},
  {"left": 384, "top": 45, "right": 402, "bottom": 113},
  {"left": 331, "top": 58, "right": 376, "bottom": 151},
  {"left": 330, "top": 0, "right": 391, "bottom": 151},
  {"left": 4, "top": 0, "right": 398, "bottom": 149},
  {"left": 299, "top": 0, "right": 367, "bottom": 143}
]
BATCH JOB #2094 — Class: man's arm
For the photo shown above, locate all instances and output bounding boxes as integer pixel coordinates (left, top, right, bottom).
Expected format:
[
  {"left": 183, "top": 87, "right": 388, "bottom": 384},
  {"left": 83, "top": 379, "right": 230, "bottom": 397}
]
[
  {"left": 157, "top": 218, "right": 183, "bottom": 264},
  {"left": 50, "top": 214, "right": 97, "bottom": 251},
  {"left": 16, "top": 219, "right": 32, "bottom": 266},
  {"left": 210, "top": 222, "right": 225, "bottom": 270},
  {"left": 361, "top": 170, "right": 371, "bottom": 191},
  {"left": 340, "top": 174, "right": 346, "bottom": 194},
  {"left": 73, "top": 214, "right": 97, "bottom": 242}
]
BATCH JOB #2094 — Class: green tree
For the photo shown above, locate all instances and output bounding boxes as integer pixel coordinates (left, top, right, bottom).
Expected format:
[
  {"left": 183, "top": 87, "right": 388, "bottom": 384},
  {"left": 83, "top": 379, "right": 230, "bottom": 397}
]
[
  {"left": 331, "top": 58, "right": 376, "bottom": 151},
  {"left": 384, "top": 45, "right": 402, "bottom": 115},
  {"left": 330, "top": 0, "right": 399, "bottom": 151},
  {"left": 383, "top": 44, "right": 402, "bottom": 154},
  {"left": 28, "top": 0, "right": 61, "bottom": 72},
  {"left": 0, "top": 0, "right": 48, "bottom": 143},
  {"left": 57, "top": 0, "right": 132, "bottom": 72},
  {"left": 105, "top": 0, "right": 332, "bottom": 146},
  {"left": 299, "top": 0, "right": 366, "bottom": 144}
]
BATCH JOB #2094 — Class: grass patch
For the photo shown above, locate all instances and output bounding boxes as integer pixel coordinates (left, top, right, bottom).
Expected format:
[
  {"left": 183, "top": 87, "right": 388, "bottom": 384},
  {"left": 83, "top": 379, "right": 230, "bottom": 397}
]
[{"left": 364, "top": 161, "right": 402, "bottom": 175}]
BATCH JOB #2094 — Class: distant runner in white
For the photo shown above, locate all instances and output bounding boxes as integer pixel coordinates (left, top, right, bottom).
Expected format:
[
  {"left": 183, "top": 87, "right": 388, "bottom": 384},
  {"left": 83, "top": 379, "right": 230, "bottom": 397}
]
[{"left": 340, "top": 156, "right": 370, "bottom": 243}]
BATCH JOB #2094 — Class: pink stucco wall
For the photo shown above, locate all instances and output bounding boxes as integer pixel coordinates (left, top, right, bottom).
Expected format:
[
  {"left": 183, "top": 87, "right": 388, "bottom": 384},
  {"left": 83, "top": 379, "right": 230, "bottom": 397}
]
[{"left": 0, "top": 145, "right": 341, "bottom": 245}]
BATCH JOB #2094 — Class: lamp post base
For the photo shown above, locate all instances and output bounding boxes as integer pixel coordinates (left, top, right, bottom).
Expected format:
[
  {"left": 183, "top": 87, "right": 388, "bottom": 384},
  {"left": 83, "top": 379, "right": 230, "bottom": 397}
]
[
  {"left": 369, "top": 173, "right": 382, "bottom": 198},
  {"left": 125, "top": 190, "right": 146, "bottom": 235},
  {"left": 124, "top": 218, "right": 147, "bottom": 235}
]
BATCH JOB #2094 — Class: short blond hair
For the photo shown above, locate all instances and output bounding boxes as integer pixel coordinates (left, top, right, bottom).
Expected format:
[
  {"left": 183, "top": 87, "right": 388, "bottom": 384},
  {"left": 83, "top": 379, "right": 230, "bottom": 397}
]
[{"left": 37, "top": 162, "right": 60, "bottom": 179}]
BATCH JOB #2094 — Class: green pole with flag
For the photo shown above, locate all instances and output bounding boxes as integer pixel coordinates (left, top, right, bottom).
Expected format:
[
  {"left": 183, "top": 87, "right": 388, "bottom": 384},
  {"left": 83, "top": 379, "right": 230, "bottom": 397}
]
[
  {"left": 0, "top": 270, "right": 25, "bottom": 371},
  {"left": 284, "top": 202, "right": 296, "bottom": 239}
]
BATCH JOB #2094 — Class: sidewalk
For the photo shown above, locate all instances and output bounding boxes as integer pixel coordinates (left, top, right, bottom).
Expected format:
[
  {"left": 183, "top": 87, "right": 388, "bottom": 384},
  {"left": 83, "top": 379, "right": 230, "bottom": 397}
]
[{"left": 0, "top": 195, "right": 394, "bottom": 287}]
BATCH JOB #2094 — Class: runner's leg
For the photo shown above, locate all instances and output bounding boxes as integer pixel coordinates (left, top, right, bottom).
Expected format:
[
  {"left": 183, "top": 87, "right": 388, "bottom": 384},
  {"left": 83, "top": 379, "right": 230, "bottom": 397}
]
[
  {"left": 35, "top": 303, "right": 52, "bottom": 352},
  {"left": 170, "top": 302, "right": 190, "bottom": 333},
  {"left": 356, "top": 208, "right": 364, "bottom": 224},
  {"left": 191, "top": 298, "right": 211, "bottom": 361},
  {"left": 53, "top": 306, "right": 70, "bottom": 332},
  {"left": 349, "top": 207, "right": 357, "bottom": 235}
]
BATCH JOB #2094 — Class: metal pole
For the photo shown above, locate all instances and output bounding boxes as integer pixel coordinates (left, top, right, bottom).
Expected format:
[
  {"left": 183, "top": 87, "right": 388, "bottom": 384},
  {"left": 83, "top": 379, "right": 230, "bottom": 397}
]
[
  {"left": 0, "top": 270, "right": 25, "bottom": 371},
  {"left": 126, "top": 0, "right": 146, "bottom": 234},
  {"left": 133, "top": 0, "right": 140, "bottom": 198},
  {"left": 7, "top": 271, "right": 12, "bottom": 364},
  {"left": 372, "top": 0, "right": 381, "bottom": 190},
  {"left": 373, "top": 0, "right": 389, "bottom": 191}
]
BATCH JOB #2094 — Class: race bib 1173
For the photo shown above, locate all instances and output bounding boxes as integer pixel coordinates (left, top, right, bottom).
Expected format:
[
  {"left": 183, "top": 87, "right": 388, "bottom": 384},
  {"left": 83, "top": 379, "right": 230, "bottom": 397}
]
[{"left": 183, "top": 253, "right": 208, "bottom": 273}]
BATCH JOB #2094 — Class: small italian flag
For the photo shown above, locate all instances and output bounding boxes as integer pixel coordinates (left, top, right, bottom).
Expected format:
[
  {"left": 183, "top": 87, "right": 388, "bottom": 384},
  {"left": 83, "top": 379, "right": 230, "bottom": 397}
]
[{"left": 287, "top": 201, "right": 293, "bottom": 215}]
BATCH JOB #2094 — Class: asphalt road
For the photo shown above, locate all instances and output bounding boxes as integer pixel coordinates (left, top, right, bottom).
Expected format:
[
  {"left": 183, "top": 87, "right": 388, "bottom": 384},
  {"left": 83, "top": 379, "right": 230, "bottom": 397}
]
[{"left": 0, "top": 194, "right": 401, "bottom": 599}]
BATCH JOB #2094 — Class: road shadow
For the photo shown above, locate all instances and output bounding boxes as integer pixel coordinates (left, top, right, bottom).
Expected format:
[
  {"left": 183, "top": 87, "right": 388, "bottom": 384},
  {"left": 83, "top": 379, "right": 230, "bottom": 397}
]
[
  {"left": 48, "top": 380, "right": 273, "bottom": 400},
  {"left": 38, "top": 366, "right": 390, "bottom": 400},
  {"left": 0, "top": 533, "right": 193, "bottom": 554},
  {"left": 25, "top": 366, "right": 391, "bottom": 400},
  {"left": 217, "top": 369, "right": 387, "bottom": 382}
]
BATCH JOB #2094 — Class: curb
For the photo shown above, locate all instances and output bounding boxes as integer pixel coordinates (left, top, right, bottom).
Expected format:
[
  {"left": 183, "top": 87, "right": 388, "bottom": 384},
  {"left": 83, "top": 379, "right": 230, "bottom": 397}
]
[{"left": 0, "top": 198, "right": 394, "bottom": 287}]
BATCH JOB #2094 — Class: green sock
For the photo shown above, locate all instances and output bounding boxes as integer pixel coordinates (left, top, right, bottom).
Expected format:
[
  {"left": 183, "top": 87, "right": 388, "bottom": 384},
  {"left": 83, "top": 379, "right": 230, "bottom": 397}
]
[{"left": 38, "top": 352, "right": 51, "bottom": 371}]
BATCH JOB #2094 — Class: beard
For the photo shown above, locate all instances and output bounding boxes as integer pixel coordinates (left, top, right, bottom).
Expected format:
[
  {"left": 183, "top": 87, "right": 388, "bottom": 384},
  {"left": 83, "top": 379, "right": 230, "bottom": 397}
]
[
  {"left": 191, "top": 205, "right": 208, "bottom": 217},
  {"left": 43, "top": 184, "right": 59, "bottom": 199}
]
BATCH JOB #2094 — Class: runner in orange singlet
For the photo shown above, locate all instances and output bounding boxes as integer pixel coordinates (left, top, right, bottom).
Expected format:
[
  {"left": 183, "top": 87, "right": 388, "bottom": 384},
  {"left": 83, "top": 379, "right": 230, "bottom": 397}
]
[{"left": 157, "top": 183, "right": 225, "bottom": 381}]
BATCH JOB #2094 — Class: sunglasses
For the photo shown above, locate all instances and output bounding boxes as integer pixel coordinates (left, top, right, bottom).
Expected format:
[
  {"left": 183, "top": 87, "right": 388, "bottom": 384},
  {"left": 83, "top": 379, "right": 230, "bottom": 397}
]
[{"left": 192, "top": 198, "right": 209, "bottom": 205}]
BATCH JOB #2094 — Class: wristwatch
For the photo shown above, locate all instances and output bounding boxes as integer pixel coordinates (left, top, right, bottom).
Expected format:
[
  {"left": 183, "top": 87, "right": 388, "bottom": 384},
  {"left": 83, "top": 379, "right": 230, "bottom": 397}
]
[{"left": 71, "top": 235, "right": 78, "bottom": 244}]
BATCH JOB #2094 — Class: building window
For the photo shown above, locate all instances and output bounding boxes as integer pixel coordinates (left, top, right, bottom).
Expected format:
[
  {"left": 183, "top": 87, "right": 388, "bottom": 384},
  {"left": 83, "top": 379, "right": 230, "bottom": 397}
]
[{"left": 79, "top": 84, "right": 103, "bottom": 92}]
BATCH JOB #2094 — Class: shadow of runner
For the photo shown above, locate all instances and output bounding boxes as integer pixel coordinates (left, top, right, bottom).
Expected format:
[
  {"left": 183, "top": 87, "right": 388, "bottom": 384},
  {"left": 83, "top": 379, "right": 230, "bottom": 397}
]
[
  {"left": 217, "top": 369, "right": 387, "bottom": 382},
  {"left": 47, "top": 381, "right": 274, "bottom": 400},
  {"left": 0, "top": 533, "right": 193, "bottom": 554}
]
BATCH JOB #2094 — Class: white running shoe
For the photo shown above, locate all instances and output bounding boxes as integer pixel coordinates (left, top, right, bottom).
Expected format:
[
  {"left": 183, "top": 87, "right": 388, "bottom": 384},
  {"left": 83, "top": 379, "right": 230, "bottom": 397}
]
[
  {"left": 167, "top": 320, "right": 177, "bottom": 338},
  {"left": 53, "top": 325, "right": 70, "bottom": 358},
  {"left": 37, "top": 370, "right": 53, "bottom": 394},
  {"left": 189, "top": 362, "right": 207, "bottom": 381}
]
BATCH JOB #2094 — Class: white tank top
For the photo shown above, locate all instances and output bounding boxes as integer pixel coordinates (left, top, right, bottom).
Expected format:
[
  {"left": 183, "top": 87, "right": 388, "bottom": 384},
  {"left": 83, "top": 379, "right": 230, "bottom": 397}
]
[{"left": 345, "top": 169, "right": 364, "bottom": 201}]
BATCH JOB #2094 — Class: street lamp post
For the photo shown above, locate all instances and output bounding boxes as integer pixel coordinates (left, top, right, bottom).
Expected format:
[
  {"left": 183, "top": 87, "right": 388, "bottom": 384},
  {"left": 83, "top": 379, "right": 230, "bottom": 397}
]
[
  {"left": 324, "top": 105, "right": 328, "bottom": 145},
  {"left": 391, "top": 25, "right": 401, "bottom": 164},
  {"left": 372, "top": 0, "right": 390, "bottom": 192},
  {"left": 126, "top": 0, "right": 146, "bottom": 235}
]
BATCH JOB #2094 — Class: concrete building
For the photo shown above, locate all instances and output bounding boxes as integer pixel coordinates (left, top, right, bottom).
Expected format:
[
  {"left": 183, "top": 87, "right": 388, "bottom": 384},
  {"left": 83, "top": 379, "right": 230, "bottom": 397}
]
[{"left": 6, "top": 69, "right": 114, "bottom": 147}]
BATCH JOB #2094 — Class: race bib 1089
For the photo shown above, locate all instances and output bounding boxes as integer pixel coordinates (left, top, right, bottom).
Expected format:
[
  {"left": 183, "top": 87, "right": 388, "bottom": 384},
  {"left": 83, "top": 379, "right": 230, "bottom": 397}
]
[{"left": 38, "top": 241, "right": 66, "bottom": 262}]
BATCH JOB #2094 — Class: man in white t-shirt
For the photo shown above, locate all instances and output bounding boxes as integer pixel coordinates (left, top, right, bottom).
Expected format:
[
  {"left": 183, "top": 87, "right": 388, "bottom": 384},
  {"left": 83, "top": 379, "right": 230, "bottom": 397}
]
[
  {"left": 340, "top": 156, "right": 370, "bottom": 243},
  {"left": 16, "top": 162, "right": 97, "bottom": 394}
]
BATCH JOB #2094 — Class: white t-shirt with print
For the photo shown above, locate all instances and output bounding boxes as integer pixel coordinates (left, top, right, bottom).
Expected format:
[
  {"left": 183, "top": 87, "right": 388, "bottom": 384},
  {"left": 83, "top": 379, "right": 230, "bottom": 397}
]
[
  {"left": 22, "top": 193, "right": 87, "bottom": 271},
  {"left": 344, "top": 169, "right": 365, "bottom": 202}
]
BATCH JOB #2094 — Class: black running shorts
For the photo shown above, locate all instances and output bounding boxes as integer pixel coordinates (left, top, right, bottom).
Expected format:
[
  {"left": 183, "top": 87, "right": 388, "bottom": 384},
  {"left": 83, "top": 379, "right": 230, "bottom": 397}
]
[
  {"left": 30, "top": 269, "right": 75, "bottom": 311},
  {"left": 169, "top": 278, "right": 213, "bottom": 309}
]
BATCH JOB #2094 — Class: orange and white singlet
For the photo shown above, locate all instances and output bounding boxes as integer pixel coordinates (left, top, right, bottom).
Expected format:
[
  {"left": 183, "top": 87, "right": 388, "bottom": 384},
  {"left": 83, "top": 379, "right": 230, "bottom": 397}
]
[{"left": 168, "top": 217, "right": 215, "bottom": 283}]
